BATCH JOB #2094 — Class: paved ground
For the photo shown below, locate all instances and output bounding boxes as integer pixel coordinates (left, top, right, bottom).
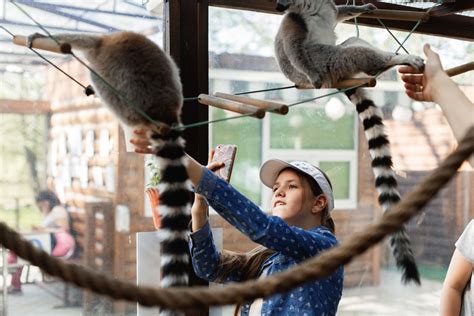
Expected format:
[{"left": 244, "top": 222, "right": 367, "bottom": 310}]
[
  {"left": 2, "top": 270, "right": 442, "bottom": 315},
  {"left": 338, "top": 271, "right": 442, "bottom": 315}
]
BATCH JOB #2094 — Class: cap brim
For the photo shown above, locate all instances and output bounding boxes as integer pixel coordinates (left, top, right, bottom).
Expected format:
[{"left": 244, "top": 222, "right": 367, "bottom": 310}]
[{"left": 259, "top": 159, "right": 295, "bottom": 188}]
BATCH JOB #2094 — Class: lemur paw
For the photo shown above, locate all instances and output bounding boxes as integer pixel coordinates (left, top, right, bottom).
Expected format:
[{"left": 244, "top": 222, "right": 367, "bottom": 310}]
[
  {"left": 312, "top": 80, "right": 323, "bottom": 89},
  {"left": 405, "top": 55, "right": 425, "bottom": 72},
  {"left": 27, "top": 33, "right": 47, "bottom": 49},
  {"left": 361, "top": 3, "right": 377, "bottom": 12}
]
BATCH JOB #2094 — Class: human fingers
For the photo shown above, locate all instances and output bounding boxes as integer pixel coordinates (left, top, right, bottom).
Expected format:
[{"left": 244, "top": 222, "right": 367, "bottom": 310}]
[
  {"left": 423, "top": 44, "right": 443, "bottom": 70},
  {"left": 398, "top": 65, "right": 421, "bottom": 74},
  {"left": 207, "top": 148, "right": 215, "bottom": 164},
  {"left": 401, "top": 75, "right": 423, "bottom": 85},
  {"left": 134, "top": 148, "right": 154, "bottom": 154},
  {"left": 405, "top": 89, "right": 426, "bottom": 102},
  {"left": 207, "top": 161, "right": 224, "bottom": 172},
  {"left": 133, "top": 128, "right": 147, "bottom": 136}
]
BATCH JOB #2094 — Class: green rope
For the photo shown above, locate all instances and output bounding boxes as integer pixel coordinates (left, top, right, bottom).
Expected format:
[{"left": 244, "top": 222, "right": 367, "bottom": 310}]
[
  {"left": 11, "top": 0, "right": 167, "bottom": 131},
  {"left": 235, "top": 85, "right": 296, "bottom": 95},
  {"left": 394, "top": 1, "right": 439, "bottom": 54},
  {"left": 1, "top": 25, "right": 90, "bottom": 91},
  {"left": 374, "top": 17, "right": 410, "bottom": 55},
  {"left": 174, "top": 112, "right": 256, "bottom": 131},
  {"left": 353, "top": 0, "right": 360, "bottom": 38}
]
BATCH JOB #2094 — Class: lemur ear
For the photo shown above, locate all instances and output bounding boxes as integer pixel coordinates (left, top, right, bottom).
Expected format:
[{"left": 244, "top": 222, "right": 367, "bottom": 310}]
[{"left": 311, "top": 194, "right": 327, "bottom": 214}]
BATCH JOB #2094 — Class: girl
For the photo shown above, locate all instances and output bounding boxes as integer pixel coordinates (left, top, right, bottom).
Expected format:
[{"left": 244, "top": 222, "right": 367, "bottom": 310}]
[{"left": 132, "top": 134, "right": 343, "bottom": 315}]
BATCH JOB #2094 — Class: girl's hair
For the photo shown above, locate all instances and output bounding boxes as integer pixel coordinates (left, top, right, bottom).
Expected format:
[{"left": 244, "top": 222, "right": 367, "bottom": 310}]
[
  {"left": 295, "top": 167, "right": 335, "bottom": 234},
  {"left": 35, "top": 190, "right": 61, "bottom": 212},
  {"left": 217, "top": 167, "right": 335, "bottom": 314},
  {"left": 216, "top": 245, "right": 275, "bottom": 315}
]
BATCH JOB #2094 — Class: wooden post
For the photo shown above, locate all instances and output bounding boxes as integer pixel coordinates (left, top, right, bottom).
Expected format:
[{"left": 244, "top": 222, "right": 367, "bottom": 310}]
[{"left": 164, "top": 1, "right": 209, "bottom": 315}]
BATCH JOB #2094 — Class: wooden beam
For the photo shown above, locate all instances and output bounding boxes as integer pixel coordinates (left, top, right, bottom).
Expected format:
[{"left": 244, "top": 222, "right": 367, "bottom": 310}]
[
  {"left": 164, "top": 1, "right": 210, "bottom": 314},
  {"left": 208, "top": 0, "right": 474, "bottom": 41},
  {"left": 0, "top": 99, "right": 50, "bottom": 114},
  {"left": 429, "top": 0, "right": 474, "bottom": 17}
]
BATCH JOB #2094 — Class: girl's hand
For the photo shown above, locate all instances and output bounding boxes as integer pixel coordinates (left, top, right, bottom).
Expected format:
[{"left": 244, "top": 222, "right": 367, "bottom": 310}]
[
  {"left": 194, "top": 149, "right": 224, "bottom": 204},
  {"left": 191, "top": 149, "right": 224, "bottom": 232},
  {"left": 130, "top": 128, "right": 154, "bottom": 154}
]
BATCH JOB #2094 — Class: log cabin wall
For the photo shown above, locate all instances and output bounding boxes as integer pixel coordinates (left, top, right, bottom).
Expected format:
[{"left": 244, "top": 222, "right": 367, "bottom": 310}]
[{"left": 45, "top": 59, "right": 151, "bottom": 313}]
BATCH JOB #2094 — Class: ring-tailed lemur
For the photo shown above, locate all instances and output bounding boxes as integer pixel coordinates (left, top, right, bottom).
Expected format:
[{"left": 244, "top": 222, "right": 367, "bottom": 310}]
[
  {"left": 28, "top": 31, "right": 190, "bottom": 313},
  {"left": 275, "top": 0, "right": 422, "bottom": 284}
]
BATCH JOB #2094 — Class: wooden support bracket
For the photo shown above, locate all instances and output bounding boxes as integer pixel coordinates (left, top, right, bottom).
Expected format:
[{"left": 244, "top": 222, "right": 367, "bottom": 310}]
[
  {"left": 198, "top": 94, "right": 265, "bottom": 119},
  {"left": 446, "top": 62, "right": 474, "bottom": 77},
  {"left": 13, "top": 35, "right": 70, "bottom": 54},
  {"left": 214, "top": 92, "right": 289, "bottom": 115},
  {"left": 296, "top": 77, "right": 376, "bottom": 90}
]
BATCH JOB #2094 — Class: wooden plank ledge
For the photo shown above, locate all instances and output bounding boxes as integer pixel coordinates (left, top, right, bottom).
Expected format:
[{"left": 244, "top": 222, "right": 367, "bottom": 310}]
[
  {"left": 296, "top": 77, "right": 376, "bottom": 90},
  {"left": 214, "top": 92, "right": 289, "bottom": 115},
  {"left": 446, "top": 62, "right": 474, "bottom": 77},
  {"left": 198, "top": 94, "right": 265, "bottom": 119}
]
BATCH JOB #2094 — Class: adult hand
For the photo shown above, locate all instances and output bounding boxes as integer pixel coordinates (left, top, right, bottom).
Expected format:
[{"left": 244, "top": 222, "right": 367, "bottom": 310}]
[{"left": 399, "top": 44, "right": 448, "bottom": 102}]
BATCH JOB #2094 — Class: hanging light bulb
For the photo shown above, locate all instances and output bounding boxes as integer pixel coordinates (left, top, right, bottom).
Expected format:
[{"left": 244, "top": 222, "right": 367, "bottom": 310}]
[
  {"left": 392, "top": 105, "right": 413, "bottom": 122},
  {"left": 325, "top": 97, "right": 346, "bottom": 121}
]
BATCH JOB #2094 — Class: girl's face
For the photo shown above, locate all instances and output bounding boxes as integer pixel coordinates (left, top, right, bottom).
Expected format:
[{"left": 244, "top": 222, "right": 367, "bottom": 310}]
[
  {"left": 271, "top": 169, "right": 317, "bottom": 227},
  {"left": 37, "top": 200, "right": 50, "bottom": 214}
]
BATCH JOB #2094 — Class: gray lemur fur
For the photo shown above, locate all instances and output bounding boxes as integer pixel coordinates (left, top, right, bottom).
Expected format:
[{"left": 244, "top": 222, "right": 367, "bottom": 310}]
[
  {"left": 274, "top": 0, "right": 422, "bottom": 285},
  {"left": 275, "top": 0, "right": 424, "bottom": 88},
  {"left": 30, "top": 32, "right": 183, "bottom": 129}
]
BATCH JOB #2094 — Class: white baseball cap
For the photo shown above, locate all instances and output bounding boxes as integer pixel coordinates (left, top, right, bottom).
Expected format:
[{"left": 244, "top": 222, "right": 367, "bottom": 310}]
[{"left": 259, "top": 159, "right": 334, "bottom": 212}]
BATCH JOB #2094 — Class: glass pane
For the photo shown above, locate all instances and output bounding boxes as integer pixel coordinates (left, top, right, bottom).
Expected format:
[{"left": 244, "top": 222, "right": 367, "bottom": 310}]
[
  {"left": 270, "top": 106, "right": 355, "bottom": 150},
  {"left": 319, "top": 161, "right": 350, "bottom": 199},
  {"left": 211, "top": 108, "right": 262, "bottom": 203}
]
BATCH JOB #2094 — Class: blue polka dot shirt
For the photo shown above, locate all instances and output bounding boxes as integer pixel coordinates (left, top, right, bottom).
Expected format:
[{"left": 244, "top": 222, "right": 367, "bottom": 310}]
[{"left": 189, "top": 169, "right": 344, "bottom": 316}]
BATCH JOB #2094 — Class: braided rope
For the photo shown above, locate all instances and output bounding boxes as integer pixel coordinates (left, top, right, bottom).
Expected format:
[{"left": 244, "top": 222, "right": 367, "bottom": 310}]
[{"left": 1, "top": 126, "right": 472, "bottom": 311}]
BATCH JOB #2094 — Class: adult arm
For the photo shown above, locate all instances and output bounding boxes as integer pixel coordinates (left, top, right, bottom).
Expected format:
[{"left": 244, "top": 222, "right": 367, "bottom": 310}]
[
  {"left": 439, "top": 249, "right": 471, "bottom": 316},
  {"left": 399, "top": 44, "right": 474, "bottom": 166}
]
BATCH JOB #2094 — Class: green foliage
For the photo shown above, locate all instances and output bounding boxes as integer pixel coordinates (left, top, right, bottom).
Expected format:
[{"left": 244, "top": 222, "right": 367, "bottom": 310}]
[
  {"left": 145, "top": 156, "right": 161, "bottom": 189},
  {"left": 0, "top": 204, "right": 42, "bottom": 231}
]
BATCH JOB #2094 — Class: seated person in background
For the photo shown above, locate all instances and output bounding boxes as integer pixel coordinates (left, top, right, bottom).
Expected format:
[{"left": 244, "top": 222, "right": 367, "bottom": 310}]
[{"left": 7, "top": 190, "right": 75, "bottom": 293}]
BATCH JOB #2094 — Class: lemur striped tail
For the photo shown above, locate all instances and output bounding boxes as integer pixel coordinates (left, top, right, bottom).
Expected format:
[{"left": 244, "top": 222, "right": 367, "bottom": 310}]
[
  {"left": 344, "top": 88, "right": 420, "bottom": 285},
  {"left": 150, "top": 130, "right": 192, "bottom": 316}
]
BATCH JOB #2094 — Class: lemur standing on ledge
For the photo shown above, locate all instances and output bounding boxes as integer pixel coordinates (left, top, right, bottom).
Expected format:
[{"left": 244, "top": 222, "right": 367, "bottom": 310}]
[{"left": 274, "top": 0, "right": 423, "bottom": 284}]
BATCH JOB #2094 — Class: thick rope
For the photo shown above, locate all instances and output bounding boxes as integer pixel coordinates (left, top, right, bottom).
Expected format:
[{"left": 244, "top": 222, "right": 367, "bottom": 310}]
[{"left": 0, "top": 126, "right": 472, "bottom": 310}]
